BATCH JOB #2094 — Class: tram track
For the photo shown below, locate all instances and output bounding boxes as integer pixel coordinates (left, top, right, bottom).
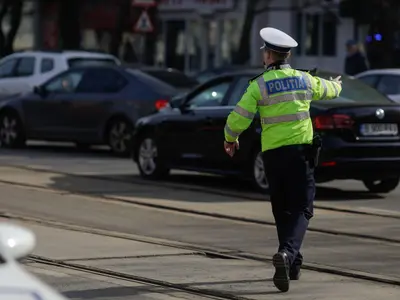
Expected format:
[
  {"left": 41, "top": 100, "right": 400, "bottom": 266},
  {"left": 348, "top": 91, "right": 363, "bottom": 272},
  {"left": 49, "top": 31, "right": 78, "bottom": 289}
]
[
  {"left": 0, "top": 165, "right": 399, "bottom": 246},
  {"left": 28, "top": 256, "right": 253, "bottom": 300},
  {"left": 3, "top": 212, "right": 400, "bottom": 287}
]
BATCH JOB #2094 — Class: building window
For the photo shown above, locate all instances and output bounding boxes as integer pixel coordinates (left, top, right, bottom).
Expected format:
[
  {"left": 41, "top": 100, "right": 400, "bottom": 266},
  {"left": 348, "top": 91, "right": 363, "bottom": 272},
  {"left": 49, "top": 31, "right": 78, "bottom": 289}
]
[
  {"left": 296, "top": 12, "right": 337, "bottom": 57},
  {"left": 305, "top": 14, "right": 319, "bottom": 56},
  {"left": 322, "top": 13, "right": 337, "bottom": 56}
]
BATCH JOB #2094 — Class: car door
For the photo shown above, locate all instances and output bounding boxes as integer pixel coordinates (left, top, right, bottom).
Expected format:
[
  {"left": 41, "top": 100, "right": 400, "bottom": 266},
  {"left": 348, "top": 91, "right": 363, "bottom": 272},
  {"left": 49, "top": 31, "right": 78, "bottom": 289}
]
[
  {"left": 65, "top": 68, "right": 128, "bottom": 142},
  {"left": 159, "top": 78, "right": 233, "bottom": 169},
  {"left": 200, "top": 76, "right": 255, "bottom": 172},
  {"left": 375, "top": 75, "right": 400, "bottom": 103},
  {"left": 21, "top": 69, "right": 85, "bottom": 139}
]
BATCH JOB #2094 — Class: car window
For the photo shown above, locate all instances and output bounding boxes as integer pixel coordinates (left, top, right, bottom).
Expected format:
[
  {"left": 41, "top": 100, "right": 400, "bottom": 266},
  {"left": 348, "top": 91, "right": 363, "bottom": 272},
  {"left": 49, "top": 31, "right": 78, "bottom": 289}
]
[
  {"left": 127, "top": 69, "right": 177, "bottom": 96},
  {"left": 41, "top": 58, "right": 54, "bottom": 73},
  {"left": 228, "top": 77, "right": 252, "bottom": 106},
  {"left": 143, "top": 70, "right": 199, "bottom": 88},
  {"left": 76, "top": 69, "right": 127, "bottom": 93},
  {"left": 317, "top": 71, "right": 392, "bottom": 103},
  {"left": 67, "top": 58, "right": 117, "bottom": 68},
  {"left": 44, "top": 70, "right": 84, "bottom": 93},
  {"left": 376, "top": 75, "right": 400, "bottom": 95},
  {"left": 357, "top": 74, "right": 379, "bottom": 87},
  {"left": 187, "top": 81, "right": 231, "bottom": 108},
  {"left": 0, "top": 58, "right": 17, "bottom": 78},
  {"left": 16, "top": 57, "right": 35, "bottom": 77}
]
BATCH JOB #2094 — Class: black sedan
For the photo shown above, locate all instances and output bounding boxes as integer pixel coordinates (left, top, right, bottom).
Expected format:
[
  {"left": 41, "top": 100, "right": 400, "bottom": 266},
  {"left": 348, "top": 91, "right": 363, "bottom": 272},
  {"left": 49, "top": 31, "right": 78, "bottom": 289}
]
[
  {"left": 0, "top": 65, "right": 178, "bottom": 156},
  {"left": 131, "top": 69, "right": 400, "bottom": 194}
]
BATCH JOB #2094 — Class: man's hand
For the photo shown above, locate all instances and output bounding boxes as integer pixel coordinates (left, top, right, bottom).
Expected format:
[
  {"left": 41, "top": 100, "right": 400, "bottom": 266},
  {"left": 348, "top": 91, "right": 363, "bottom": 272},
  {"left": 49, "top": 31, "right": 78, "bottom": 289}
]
[
  {"left": 330, "top": 75, "right": 342, "bottom": 85},
  {"left": 224, "top": 141, "right": 239, "bottom": 157}
]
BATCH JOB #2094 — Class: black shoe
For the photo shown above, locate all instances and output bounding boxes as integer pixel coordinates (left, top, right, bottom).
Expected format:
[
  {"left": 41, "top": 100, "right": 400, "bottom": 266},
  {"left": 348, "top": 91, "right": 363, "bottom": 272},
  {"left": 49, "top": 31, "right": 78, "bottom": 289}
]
[
  {"left": 289, "top": 269, "right": 301, "bottom": 280},
  {"left": 272, "top": 251, "right": 290, "bottom": 292}
]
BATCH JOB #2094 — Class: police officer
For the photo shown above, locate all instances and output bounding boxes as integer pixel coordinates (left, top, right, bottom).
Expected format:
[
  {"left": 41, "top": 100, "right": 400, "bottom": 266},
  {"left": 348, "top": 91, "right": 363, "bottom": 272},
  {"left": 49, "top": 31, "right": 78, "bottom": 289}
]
[{"left": 223, "top": 27, "right": 342, "bottom": 293}]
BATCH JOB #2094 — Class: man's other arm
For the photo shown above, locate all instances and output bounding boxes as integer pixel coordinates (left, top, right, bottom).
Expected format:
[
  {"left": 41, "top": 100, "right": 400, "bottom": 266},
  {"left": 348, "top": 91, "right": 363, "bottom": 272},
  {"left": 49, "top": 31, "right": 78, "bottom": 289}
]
[{"left": 224, "top": 81, "right": 260, "bottom": 142}]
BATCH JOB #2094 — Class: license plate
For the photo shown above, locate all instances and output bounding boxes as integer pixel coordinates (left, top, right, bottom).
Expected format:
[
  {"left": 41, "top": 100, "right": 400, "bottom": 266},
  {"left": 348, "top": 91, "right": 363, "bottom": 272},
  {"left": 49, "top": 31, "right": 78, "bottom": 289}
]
[{"left": 360, "top": 123, "right": 399, "bottom": 136}]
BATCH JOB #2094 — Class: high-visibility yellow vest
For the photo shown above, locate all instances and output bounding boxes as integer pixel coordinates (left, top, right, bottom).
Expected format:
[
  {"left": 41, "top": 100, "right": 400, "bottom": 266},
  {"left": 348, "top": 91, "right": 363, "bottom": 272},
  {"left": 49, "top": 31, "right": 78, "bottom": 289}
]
[{"left": 224, "top": 65, "right": 342, "bottom": 152}]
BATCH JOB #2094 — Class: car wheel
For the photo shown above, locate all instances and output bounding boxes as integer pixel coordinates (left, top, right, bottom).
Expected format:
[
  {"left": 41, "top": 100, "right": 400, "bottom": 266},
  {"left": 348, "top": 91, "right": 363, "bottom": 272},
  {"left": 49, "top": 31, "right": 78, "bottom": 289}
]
[
  {"left": 137, "top": 135, "right": 170, "bottom": 179},
  {"left": 362, "top": 177, "right": 400, "bottom": 193},
  {"left": 0, "top": 111, "right": 25, "bottom": 148},
  {"left": 250, "top": 150, "right": 269, "bottom": 193},
  {"left": 107, "top": 118, "right": 133, "bottom": 157}
]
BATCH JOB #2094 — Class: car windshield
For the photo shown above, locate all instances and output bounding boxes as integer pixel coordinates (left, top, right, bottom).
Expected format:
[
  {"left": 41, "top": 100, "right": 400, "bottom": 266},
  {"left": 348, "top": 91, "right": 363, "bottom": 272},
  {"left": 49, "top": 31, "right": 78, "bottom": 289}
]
[
  {"left": 127, "top": 69, "right": 177, "bottom": 96},
  {"left": 68, "top": 58, "right": 118, "bottom": 68},
  {"left": 317, "top": 71, "right": 392, "bottom": 103},
  {"left": 142, "top": 70, "right": 199, "bottom": 89}
]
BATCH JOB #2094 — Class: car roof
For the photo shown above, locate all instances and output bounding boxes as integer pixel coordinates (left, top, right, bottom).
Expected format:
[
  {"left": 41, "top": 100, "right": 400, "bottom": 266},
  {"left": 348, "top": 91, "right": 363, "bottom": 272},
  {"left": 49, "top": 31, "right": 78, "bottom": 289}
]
[
  {"left": 6, "top": 50, "right": 118, "bottom": 60},
  {"left": 355, "top": 69, "right": 400, "bottom": 77}
]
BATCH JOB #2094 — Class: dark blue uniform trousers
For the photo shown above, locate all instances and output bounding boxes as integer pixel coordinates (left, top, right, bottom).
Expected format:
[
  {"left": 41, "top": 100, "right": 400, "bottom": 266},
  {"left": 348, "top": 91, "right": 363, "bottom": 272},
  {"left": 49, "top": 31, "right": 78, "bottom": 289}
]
[{"left": 262, "top": 144, "right": 315, "bottom": 272}]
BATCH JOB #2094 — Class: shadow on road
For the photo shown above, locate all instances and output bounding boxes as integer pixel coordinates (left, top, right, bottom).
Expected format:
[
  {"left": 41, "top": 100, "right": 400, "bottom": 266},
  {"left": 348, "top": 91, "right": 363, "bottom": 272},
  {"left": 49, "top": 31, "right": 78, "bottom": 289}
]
[
  {"left": 45, "top": 171, "right": 384, "bottom": 204},
  {"left": 0, "top": 144, "right": 385, "bottom": 202}
]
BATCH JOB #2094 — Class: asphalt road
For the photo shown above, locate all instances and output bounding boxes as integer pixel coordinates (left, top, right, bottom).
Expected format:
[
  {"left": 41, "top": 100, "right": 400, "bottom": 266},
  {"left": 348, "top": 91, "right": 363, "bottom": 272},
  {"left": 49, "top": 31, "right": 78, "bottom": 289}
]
[
  {"left": 1, "top": 143, "right": 400, "bottom": 299},
  {"left": 0, "top": 143, "right": 399, "bottom": 213}
]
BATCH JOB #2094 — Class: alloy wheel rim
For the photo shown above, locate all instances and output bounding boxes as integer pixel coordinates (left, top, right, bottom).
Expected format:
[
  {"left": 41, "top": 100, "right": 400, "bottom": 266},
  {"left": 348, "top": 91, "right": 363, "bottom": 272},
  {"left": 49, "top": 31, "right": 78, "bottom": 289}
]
[
  {"left": 0, "top": 116, "right": 17, "bottom": 146},
  {"left": 110, "top": 121, "right": 131, "bottom": 153},
  {"left": 254, "top": 152, "right": 269, "bottom": 190},
  {"left": 138, "top": 138, "right": 158, "bottom": 175}
]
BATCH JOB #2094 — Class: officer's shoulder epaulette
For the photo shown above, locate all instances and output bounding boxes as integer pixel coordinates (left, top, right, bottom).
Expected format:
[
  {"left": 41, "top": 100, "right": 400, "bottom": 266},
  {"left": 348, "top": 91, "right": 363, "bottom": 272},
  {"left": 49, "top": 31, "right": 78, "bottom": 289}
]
[{"left": 248, "top": 70, "right": 266, "bottom": 83}]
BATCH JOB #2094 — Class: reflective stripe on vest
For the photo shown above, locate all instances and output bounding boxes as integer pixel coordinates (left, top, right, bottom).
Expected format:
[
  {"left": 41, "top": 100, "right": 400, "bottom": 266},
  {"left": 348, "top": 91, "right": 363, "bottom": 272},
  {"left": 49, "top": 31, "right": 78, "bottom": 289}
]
[
  {"left": 261, "top": 111, "right": 310, "bottom": 124},
  {"left": 234, "top": 105, "right": 255, "bottom": 119},
  {"left": 224, "top": 124, "right": 240, "bottom": 138}
]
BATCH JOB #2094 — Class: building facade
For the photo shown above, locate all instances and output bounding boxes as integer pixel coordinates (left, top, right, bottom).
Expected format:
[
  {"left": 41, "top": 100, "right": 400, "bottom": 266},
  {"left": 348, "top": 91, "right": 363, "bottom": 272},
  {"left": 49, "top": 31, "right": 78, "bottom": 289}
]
[{"left": 11, "top": 0, "right": 357, "bottom": 74}]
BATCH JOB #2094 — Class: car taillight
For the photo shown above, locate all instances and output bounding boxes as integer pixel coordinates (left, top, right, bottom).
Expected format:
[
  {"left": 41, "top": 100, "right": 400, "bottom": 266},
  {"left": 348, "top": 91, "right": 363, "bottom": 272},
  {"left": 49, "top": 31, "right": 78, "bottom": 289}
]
[
  {"left": 155, "top": 99, "right": 168, "bottom": 110},
  {"left": 313, "top": 114, "right": 354, "bottom": 130}
]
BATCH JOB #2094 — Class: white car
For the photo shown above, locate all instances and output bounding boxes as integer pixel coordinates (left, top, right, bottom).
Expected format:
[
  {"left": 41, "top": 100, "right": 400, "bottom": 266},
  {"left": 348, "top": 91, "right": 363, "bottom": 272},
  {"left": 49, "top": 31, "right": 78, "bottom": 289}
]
[
  {"left": 0, "top": 222, "right": 67, "bottom": 300},
  {"left": 355, "top": 69, "right": 400, "bottom": 103},
  {"left": 0, "top": 50, "right": 121, "bottom": 96}
]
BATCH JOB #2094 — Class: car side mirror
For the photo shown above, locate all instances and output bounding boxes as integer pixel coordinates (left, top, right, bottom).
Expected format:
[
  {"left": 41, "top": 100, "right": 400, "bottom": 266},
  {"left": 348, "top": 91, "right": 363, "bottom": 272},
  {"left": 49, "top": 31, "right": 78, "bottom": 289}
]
[
  {"left": 33, "top": 85, "right": 47, "bottom": 97},
  {"left": 0, "top": 223, "right": 36, "bottom": 260}
]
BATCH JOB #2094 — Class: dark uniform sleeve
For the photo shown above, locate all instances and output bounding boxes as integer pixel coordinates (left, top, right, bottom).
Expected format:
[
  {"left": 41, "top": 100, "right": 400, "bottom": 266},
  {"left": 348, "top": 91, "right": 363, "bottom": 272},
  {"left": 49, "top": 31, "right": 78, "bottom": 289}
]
[{"left": 224, "top": 80, "right": 260, "bottom": 142}]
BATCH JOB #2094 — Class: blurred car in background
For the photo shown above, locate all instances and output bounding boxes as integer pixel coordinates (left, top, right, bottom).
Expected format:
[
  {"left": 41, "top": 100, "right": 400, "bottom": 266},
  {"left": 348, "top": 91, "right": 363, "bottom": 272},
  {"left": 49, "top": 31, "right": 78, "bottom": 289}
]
[
  {"left": 0, "top": 222, "right": 67, "bottom": 299},
  {"left": 355, "top": 69, "right": 400, "bottom": 103},
  {"left": 0, "top": 50, "right": 120, "bottom": 97},
  {"left": 195, "top": 65, "right": 247, "bottom": 84},
  {"left": 138, "top": 66, "right": 199, "bottom": 93},
  {"left": 132, "top": 69, "right": 400, "bottom": 194},
  {"left": 0, "top": 65, "right": 177, "bottom": 156}
]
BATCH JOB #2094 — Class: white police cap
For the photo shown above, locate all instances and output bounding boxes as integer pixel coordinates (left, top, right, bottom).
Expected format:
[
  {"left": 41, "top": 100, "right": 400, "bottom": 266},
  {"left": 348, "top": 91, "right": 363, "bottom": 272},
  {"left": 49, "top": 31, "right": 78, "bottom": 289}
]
[{"left": 260, "top": 27, "right": 298, "bottom": 53}]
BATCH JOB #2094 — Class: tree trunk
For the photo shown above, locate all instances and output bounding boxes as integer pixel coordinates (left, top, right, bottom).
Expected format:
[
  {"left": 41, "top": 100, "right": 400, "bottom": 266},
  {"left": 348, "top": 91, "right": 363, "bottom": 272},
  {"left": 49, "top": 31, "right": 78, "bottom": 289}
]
[
  {"left": 110, "top": 0, "right": 131, "bottom": 57},
  {"left": 4, "top": 0, "right": 23, "bottom": 56},
  {"left": 0, "top": 0, "right": 11, "bottom": 57},
  {"left": 232, "top": 0, "right": 260, "bottom": 65},
  {"left": 58, "top": 0, "right": 81, "bottom": 49}
]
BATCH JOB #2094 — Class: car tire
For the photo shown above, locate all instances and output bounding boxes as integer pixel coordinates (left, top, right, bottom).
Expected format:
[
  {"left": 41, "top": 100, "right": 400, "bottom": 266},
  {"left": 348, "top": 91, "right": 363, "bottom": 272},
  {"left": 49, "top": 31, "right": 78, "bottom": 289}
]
[
  {"left": 362, "top": 177, "right": 400, "bottom": 193},
  {"left": 137, "top": 135, "right": 170, "bottom": 179},
  {"left": 106, "top": 118, "right": 133, "bottom": 157},
  {"left": 250, "top": 150, "right": 269, "bottom": 193},
  {"left": 0, "top": 110, "right": 25, "bottom": 148}
]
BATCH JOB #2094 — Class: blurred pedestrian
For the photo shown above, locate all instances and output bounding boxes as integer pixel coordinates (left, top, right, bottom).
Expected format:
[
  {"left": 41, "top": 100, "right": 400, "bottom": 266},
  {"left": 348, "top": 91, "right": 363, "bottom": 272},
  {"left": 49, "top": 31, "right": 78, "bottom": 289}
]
[
  {"left": 344, "top": 40, "right": 369, "bottom": 76},
  {"left": 223, "top": 27, "right": 342, "bottom": 293}
]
